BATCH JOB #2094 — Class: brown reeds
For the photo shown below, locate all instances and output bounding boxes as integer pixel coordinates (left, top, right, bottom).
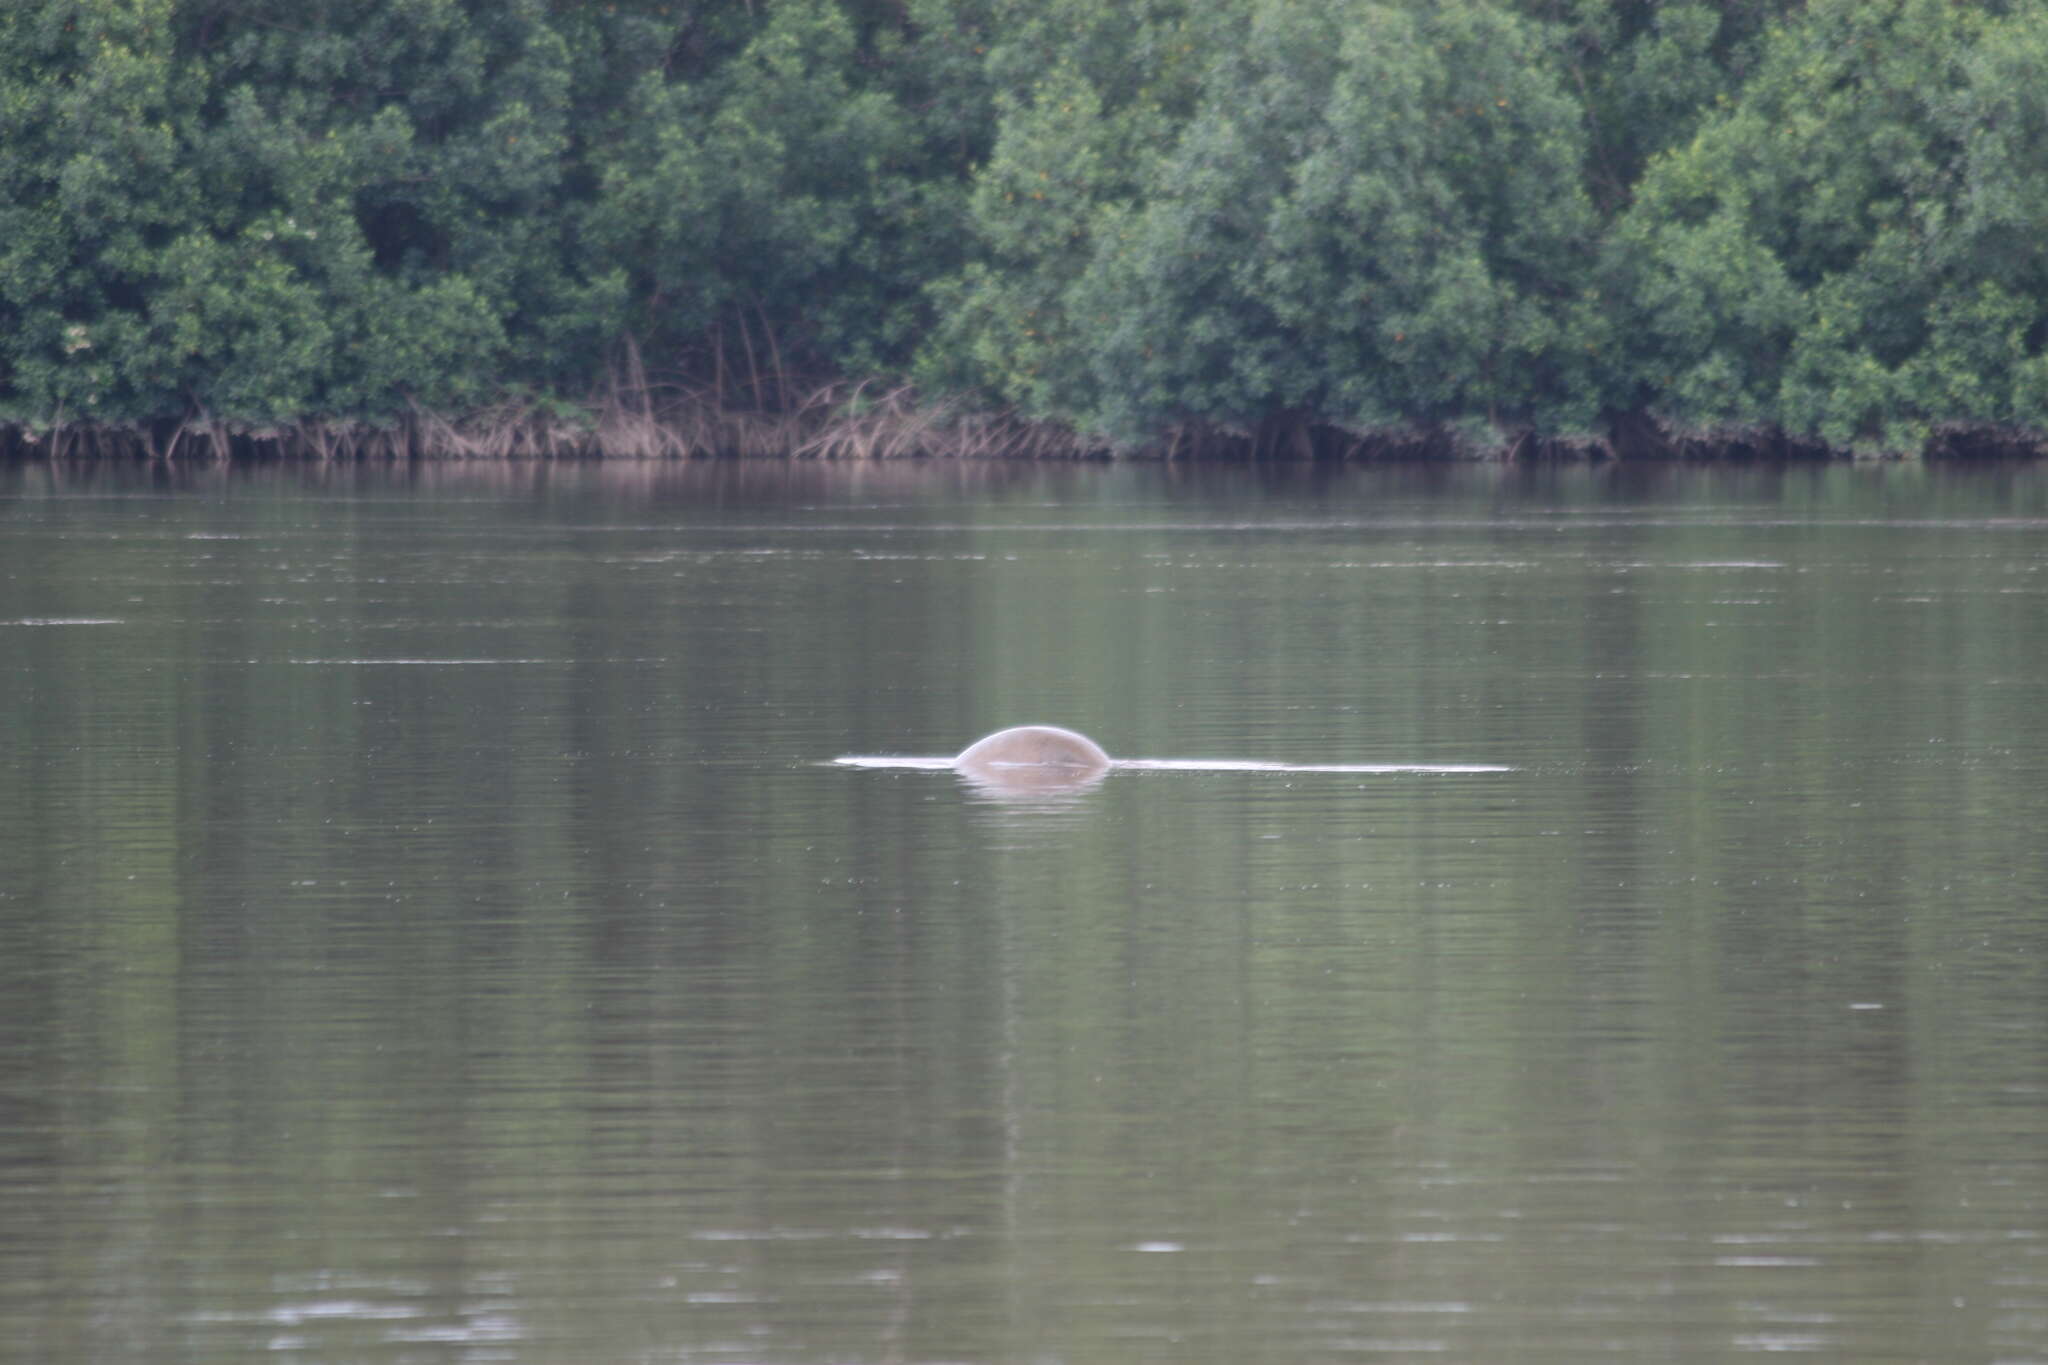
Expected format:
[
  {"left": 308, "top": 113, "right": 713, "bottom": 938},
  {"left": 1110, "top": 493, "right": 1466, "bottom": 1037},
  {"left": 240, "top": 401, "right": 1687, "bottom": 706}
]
[
  {"left": 0, "top": 403, "right": 1655, "bottom": 462},
  {"left": 0, "top": 380, "right": 1106, "bottom": 461},
  {"left": 9, "top": 380, "right": 2000, "bottom": 463}
]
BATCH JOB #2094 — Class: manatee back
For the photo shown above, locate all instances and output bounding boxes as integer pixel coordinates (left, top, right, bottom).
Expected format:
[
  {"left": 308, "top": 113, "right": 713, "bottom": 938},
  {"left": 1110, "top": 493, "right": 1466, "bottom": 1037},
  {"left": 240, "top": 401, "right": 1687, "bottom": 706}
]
[{"left": 954, "top": 725, "right": 1111, "bottom": 773}]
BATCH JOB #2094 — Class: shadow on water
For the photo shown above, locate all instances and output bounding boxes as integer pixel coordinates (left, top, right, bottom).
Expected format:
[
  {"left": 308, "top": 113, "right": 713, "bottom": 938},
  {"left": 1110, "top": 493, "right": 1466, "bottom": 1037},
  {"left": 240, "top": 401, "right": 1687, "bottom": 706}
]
[
  {"left": 955, "top": 767, "right": 1110, "bottom": 806},
  {"left": 8, "top": 452, "right": 2047, "bottom": 515}
]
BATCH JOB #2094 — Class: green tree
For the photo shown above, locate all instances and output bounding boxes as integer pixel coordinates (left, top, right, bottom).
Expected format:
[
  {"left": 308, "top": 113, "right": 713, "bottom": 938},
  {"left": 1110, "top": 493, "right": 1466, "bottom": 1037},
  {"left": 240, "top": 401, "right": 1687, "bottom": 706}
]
[
  {"left": 585, "top": 0, "right": 994, "bottom": 405},
  {"left": 0, "top": 0, "right": 565, "bottom": 428},
  {"left": 0, "top": 0, "right": 205, "bottom": 425},
  {"left": 1508, "top": 0, "right": 1790, "bottom": 213},
  {"left": 936, "top": 0, "right": 1601, "bottom": 448},
  {"left": 1613, "top": 0, "right": 2048, "bottom": 452},
  {"left": 184, "top": 0, "right": 576, "bottom": 410},
  {"left": 917, "top": 0, "right": 1218, "bottom": 419},
  {"left": 0, "top": 0, "right": 992, "bottom": 432}
]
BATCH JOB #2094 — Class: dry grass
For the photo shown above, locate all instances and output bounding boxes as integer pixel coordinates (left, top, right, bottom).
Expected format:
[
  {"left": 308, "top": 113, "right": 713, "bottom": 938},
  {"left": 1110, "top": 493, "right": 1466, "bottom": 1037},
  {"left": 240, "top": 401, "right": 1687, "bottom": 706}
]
[
  {"left": 7, "top": 389, "right": 2018, "bottom": 463},
  {"left": 0, "top": 375, "right": 1107, "bottom": 461}
]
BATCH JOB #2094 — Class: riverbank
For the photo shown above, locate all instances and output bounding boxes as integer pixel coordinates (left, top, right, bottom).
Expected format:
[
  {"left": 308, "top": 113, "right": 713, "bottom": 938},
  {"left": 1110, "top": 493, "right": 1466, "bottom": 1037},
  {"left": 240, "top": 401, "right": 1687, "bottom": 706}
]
[
  {"left": 11, "top": 3, "right": 2048, "bottom": 472},
  {"left": 4, "top": 396, "right": 2045, "bottom": 464}
]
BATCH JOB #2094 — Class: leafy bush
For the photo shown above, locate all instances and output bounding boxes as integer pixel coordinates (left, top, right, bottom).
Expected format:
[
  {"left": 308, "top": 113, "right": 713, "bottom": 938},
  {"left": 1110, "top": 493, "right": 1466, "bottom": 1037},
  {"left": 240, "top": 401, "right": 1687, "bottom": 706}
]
[{"left": 2, "top": 0, "right": 2044, "bottom": 455}]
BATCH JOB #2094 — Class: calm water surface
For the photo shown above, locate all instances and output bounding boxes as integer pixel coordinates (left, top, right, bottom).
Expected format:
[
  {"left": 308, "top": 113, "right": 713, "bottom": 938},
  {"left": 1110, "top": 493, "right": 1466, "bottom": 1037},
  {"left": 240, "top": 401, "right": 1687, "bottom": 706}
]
[{"left": 3, "top": 458, "right": 2047, "bottom": 1363}]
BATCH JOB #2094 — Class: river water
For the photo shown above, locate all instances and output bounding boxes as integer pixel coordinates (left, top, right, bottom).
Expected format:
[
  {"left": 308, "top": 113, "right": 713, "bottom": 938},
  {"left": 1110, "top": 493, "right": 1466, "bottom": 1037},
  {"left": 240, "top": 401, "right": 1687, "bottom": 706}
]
[{"left": 4, "top": 457, "right": 2047, "bottom": 1363}]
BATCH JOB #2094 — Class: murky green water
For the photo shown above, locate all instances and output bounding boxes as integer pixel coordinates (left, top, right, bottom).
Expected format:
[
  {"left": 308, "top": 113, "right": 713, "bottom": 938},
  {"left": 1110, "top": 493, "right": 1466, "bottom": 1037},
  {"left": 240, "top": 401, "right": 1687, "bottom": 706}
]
[{"left": 4, "top": 458, "right": 2048, "bottom": 1363}]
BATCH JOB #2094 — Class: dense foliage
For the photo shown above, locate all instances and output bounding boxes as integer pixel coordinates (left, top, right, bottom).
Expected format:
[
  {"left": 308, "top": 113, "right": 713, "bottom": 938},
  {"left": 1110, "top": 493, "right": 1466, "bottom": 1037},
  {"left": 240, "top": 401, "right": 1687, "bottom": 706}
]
[{"left": 1, "top": 0, "right": 2044, "bottom": 455}]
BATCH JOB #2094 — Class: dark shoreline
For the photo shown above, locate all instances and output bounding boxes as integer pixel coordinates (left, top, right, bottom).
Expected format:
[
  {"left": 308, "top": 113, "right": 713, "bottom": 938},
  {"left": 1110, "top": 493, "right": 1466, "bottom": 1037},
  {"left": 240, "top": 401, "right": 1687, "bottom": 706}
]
[{"left": 3, "top": 401, "right": 2045, "bottom": 464}]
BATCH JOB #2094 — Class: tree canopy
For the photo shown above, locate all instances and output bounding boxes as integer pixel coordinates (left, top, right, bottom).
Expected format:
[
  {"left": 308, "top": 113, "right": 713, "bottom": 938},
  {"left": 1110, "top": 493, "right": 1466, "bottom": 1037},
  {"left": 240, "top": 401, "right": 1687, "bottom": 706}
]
[{"left": 1, "top": 0, "right": 2044, "bottom": 456}]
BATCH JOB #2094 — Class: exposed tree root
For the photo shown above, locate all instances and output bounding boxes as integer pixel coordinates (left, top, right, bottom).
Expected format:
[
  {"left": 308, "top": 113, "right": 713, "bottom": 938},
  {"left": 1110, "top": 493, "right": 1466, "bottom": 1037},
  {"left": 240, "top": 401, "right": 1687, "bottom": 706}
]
[{"left": 1, "top": 391, "right": 2039, "bottom": 463}]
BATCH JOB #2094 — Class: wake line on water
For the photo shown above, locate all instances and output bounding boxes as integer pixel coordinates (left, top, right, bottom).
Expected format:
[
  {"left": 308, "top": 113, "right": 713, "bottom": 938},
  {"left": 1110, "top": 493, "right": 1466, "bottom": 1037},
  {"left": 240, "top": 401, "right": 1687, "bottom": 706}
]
[
  {"left": 1114, "top": 759, "right": 1513, "bottom": 773},
  {"left": 832, "top": 757, "right": 1513, "bottom": 774}
]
